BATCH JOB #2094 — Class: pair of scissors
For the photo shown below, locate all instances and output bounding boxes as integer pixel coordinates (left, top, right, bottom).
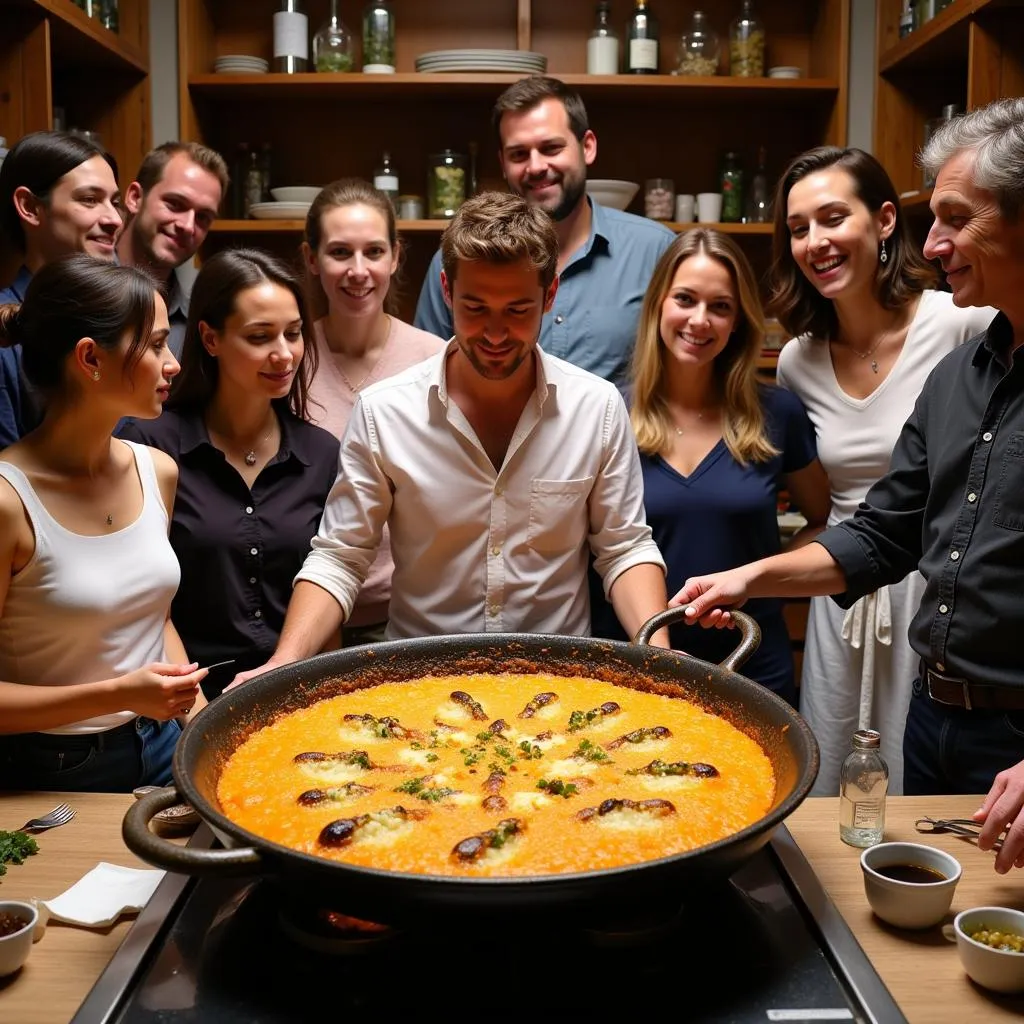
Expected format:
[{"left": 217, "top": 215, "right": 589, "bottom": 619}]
[{"left": 915, "top": 817, "right": 1005, "bottom": 846}]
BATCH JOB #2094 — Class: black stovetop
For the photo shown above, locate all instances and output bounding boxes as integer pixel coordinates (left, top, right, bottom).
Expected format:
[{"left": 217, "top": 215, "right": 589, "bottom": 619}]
[{"left": 74, "top": 827, "right": 906, "bottom": 1024}]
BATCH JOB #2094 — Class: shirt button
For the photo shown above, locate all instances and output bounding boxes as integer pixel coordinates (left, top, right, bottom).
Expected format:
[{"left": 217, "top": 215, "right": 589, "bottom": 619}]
[
  {"left": 254, "top": 609, "right": 262, "bottom": 619},
  {"left": 488, "top": 604, "right": 500, "bottom": 616},
  {"left": 939, "top": 604, "right": 949, "bottom": 614},
  {"left": 983, "top": 431, "right": 993, "bottom": 442},
  {"left": 249, "top": 577, "right": 257, "bottom": 584},
  {"left": 554, "top": 315, "right": 564, "bottom": 324},
  {"left": 494, "top": 485, "right": 504, "bottom": 497},
  {"left": 245, "top": 506, "right": 254, "bottom": 515},
  {"left": 250, "top": 547, "right": 258, "bottom": 556},
  {"left": 491, "top": 546, "right": 501, "bottom": 556},
  {"left": 950, "top": 550, "right": 960, "bottom": 561},
  {"left": 967, "top": 493, "right": 977, "bottom": 503},
  {"left": 937, "top": 662, "right": 946, "bottom": 672}
]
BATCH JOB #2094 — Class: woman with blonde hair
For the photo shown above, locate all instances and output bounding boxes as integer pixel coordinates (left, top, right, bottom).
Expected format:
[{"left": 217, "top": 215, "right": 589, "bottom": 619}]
[
  {"left": 302, "top": 178, "right": 444, "bottom": 644},
  {"left": 595, "top": 229, "right": 829, "bottom": 704}
]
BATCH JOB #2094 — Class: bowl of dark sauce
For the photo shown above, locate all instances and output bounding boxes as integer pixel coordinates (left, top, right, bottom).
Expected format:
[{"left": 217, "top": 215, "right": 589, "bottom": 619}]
[{"left": 860, "top": 841, "right": 962, "bottom": 929}]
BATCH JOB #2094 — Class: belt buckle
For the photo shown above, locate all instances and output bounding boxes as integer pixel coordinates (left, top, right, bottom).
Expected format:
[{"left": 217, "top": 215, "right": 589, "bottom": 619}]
[{"left": 927, "top": 667, "right": 972, "bottom": 711}]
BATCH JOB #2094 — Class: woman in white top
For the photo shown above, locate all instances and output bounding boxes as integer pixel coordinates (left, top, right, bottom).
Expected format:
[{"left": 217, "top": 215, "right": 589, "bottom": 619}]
[
  {"left": 770, "top": 146, "right": 996, "bottom": 795},
  {"left": 302, "top": 178, "right": 445, "bottom": 644},
  {"left": 0, "top": 254, "right": 207, "bottom": 793}
]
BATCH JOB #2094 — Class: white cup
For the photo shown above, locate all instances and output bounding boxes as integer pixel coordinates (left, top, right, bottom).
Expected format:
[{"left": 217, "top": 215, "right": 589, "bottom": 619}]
[
  {"left": 696, "top": 192, "right": 722, "bottom": 223},
  {"left": 860, "top": 842, "right": 962, "bottom": 930},
  {"left": 674, "top": 193, "right": 695, "bottom": 223}
]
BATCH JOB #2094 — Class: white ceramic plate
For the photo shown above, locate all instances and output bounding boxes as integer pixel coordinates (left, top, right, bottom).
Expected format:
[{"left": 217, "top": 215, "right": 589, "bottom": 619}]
[{"left": 249, "top": 202, "right": 311, "bottom": 220}]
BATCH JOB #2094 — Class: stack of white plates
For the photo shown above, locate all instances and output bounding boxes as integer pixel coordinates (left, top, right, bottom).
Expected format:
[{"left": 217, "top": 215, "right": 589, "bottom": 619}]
[
  {"left": 415, "top": 49, "right": 547, "bottom": 74},
  {"left": 249, "top": 201, "right": 311, "bottom": 221},
  {"left": 214, "top": 55, "right": 269, "bottom": 75}
]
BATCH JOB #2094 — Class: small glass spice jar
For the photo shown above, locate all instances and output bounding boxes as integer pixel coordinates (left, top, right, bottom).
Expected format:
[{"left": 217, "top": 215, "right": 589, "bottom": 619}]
[
  {"left": 644, "top": 178, "right": 675, "bottom": 220},
  {"left": 398, "top": 194, "right": 424, "bottom": 220},
  {"left": 427, "top": 150, "right": 468, "bottom": 219},
  {"left": 729, "top": 0, "right": 765, "bottom": 77}
]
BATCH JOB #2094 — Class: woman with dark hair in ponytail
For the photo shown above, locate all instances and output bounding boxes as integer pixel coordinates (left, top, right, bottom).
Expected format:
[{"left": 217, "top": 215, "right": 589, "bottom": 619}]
[
  {"left": 0, "top": 253, "right": 207, "bottom": 793},
  {"left": 0, "top": 130, "right": 123, "bottom": 447},
  {"left": 120, "top": 248, "right": 339, "bottom": 699}
]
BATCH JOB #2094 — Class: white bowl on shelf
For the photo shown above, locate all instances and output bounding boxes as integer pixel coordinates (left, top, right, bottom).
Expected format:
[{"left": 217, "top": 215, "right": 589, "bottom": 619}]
[
  {"left": 768, "top": 66, "right": 802, "bottom": 79},
  {"left": 586, "top": 179, "right": 640, "bottom": 211},
  {"left": 270, "top": 187, "right": 321, "bottom": 204}
]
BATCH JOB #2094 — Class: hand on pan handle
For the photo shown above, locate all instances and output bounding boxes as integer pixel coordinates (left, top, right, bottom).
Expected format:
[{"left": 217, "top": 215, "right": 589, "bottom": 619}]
[
  {"left": 116, "top": 662, "right": 208, "bottom": 720},
  {"left": 668, "top": 568, "right": 753, "bottom": 629},
  {"left": 973, "top": 758, "right": 1024, "bottom": 874}
]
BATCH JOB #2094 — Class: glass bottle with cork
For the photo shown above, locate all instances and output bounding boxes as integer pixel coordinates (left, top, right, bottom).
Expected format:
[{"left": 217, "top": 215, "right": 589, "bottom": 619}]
[
  {"left": 313, "top": 0, "right": 354, "bottom": 73},
  {"left": 627, "top": 0, "right": 659, "bottom": 75},
  {"left": 587, "top": 1, "right": 620, "bottom": 75},
  {"left": 374, "top": 151, "right": 399, "bottom": 211},
  {"left": 745, "top": 146, "right": 769, "bottom": 223},
  {"left": 839, "top": 729, "right": 889, "bottom": 848}
]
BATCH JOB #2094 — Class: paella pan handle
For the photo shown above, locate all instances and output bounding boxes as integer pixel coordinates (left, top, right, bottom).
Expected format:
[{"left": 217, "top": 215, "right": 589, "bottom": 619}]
[
  {"left": 123, "top": 786, "right": 263, "bottom": 877},
  {"left": 632, "top": 607, "right": 761, "bottom": 673}
]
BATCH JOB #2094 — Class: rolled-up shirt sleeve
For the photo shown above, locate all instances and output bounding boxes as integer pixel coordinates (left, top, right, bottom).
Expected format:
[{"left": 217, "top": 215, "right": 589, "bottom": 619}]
[
  {"left": 816, "top": 390, "right": 930, "bottom": 608},
  {"left": 589, "top": 391, "right": 666, "bottom": 595},
  {"left": 294, "top": 399, "right": 393, "bottom": 619}
]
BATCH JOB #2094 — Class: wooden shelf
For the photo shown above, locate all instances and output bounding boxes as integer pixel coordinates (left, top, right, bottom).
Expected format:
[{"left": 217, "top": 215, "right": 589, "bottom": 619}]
[
  {"left": 210, "top": 219, "right": 775, "bottom": 236},
  {"left": 0, "top": 0, "right": 148, "bottom": 72},
  {"left": 189, "top": 72, "right": 840, "bottom": 104},
  {"left": 879, "top": 0, "right": 1015, "bottom": 75}
]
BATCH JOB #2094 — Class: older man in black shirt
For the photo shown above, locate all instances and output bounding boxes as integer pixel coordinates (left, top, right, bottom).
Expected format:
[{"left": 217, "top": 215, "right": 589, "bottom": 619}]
[{"left": 672, "top": 96, "right": 1024, "bottom": 873}]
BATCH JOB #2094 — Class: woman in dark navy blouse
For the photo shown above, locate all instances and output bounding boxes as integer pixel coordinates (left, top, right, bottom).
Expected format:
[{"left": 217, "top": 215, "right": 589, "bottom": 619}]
[
  {"left": 120, "top": 249, "right": 339, "bottom": 698},
  {"left": 595, "top": 229, "right": 830, "bottom": 705}
]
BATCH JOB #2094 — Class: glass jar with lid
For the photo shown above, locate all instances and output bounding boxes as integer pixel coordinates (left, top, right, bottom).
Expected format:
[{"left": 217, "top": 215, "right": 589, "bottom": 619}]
[
  {"left": 674, "top": 10, "right": 719, "bottom": 77},
  {"left": 729, "top": 0, "right": 765, "bottom": 78},
  {"left": 313, "top": 0, "right": 354, "bottom": 72},
  {"left": 362, "top": 0, "right": 396, "bottom": 72},
  {"left": 427, "top": 150, "right": 468, "bottom": 219}
]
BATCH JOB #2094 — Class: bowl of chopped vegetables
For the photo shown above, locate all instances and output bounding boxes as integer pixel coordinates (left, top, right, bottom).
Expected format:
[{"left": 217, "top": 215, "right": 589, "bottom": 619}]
[
  {"left": 953, "top": 906, "right": 1024, "bottom": 993},
  {"left": 0, "top": 901, "right": 38, "bottom": 976}
]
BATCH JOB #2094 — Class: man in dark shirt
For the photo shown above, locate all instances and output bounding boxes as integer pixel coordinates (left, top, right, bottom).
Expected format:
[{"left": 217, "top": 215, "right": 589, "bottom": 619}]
[{"left": 672, "top": 96, "right": 1024, "bottom": 873}]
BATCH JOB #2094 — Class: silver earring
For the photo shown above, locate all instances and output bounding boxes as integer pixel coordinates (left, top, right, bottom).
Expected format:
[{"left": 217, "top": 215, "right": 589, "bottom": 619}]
[
  {"left": 92, "top": 370, "right": 101, "bottom": 381},
  {"left": 880, "top": 238, "right": 888, "bottom": 264}
]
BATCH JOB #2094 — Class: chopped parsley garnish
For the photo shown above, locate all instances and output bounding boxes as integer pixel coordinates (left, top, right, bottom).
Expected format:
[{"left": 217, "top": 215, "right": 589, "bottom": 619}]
[
  {"left": 0, "top": 830, "right": 39, "bottom": 876},
  {"left": 518, "top": 740, "right": 543, "bottom": 760},
  {"left": 537, "top": 778, "right": 578, "bottom": 799},
  {"left": 493, "top": 744, "right": 516, "bottom": 765},
  {"left": 393, "top": 777, "right": 456, "bottom": 802},
  {"left": 425, "top": 752, "right": 439, "bottom": 763},
  {"left": 573, "top": 739, "right": 610, "bottom": 763}
]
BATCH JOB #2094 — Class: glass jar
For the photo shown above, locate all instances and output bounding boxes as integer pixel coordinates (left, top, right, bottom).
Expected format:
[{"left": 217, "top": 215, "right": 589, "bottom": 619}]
[
  {"left": 913, "top": 0, "right": 935, "bottom": 30},
  {"left": 720, "top": 151, "right": 744, "bottom": 223},
  {"left": 398, "top": 195, "right": 424, "bottom": 220},
  {"left": 644, "top": 178, "right": 675, "bottom": 220},
  {"left": 313, "top": 0, "right": 354, "bottom": 73},
  {"left": 922, "top": 103, "right": 962, "bottom": 186},
  {"left": 362, "top": 0, "right": 396, "bottom": 72},
  {"left": 674, "top": 10, "right": 719, "bottom": 77},
  {"left": 839, "top": 730, "right": 889, "bottom": 848},
  {"left": 99, "top": 0, "right": 118, "bottom": 31},
  {"left": 427, "top": 150, "right": 468, "bottom": 219},
  {"left": 729, "top": 0, "right": 765, "bottom": 78}
]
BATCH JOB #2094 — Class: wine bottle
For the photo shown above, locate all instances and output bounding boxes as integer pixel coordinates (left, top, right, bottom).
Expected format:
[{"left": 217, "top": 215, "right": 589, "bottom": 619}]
[{"left": 627, "top": 0, "right": 658, "bottom": 75}]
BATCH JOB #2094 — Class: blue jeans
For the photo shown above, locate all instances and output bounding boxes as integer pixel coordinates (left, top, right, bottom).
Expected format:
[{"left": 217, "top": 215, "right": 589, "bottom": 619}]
[
  {"left": 903, "top": 678, "right": 1024, "bottom": 795},
  {"left": 0, "top": 717, "right": 181, "bottom": 793}
]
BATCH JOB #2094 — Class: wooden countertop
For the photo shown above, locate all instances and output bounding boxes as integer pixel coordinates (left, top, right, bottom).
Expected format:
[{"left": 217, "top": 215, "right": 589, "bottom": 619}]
[{"left": 0, "top": 792, "right": 1022, "bottom": 1022}]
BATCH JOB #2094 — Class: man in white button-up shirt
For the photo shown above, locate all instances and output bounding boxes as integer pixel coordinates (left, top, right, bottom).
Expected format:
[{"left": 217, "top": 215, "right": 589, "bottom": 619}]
[{"left": 232, "top": 192, "right": 668, "bottom": 686}]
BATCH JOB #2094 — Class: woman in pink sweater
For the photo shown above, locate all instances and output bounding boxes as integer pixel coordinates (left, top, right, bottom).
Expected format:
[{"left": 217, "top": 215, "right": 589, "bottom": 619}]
[{"left": 302, "top": 179, "right": 445, "bottom": 643}]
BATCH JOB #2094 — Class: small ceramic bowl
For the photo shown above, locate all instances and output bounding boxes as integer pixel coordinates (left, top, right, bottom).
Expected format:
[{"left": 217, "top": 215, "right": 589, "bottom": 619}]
[
  {"left": 860, "top": 841, "right": 961, "bottom": 929},
  {"left": 952, "top": 906, "right": 1024, "bottom": 993},
  {"left": 768, "top": 65, "right": 802, "bottom": 79},
  {"left": 270, "top": 186, "right": 321, "bottom": 204},
  {"left": 0, "top": 900, "right": 39, "bottom": 976}
]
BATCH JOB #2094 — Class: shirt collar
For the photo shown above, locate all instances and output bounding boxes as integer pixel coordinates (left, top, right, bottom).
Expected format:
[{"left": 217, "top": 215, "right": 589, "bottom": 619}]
[
  {"left": 973, "top": 312, "right": 1017, "bottom": 368},
  {"left": 433, "top": 339, "right": 558, "bottom": 409},
  {"left": 562, "top": 197, "right": 611, "bottom": 272},
  {"left": 176, "top": 403, "right": 313, "bottom": 466}
]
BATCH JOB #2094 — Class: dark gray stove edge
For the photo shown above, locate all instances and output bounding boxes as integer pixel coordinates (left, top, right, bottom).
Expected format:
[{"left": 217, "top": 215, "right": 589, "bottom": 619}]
[
  {"left": 770, "top": 825, "right": 908, "bottom": 1024},
  {"left": 69, "top": 824, "right": 213, "bottom": 1024}
]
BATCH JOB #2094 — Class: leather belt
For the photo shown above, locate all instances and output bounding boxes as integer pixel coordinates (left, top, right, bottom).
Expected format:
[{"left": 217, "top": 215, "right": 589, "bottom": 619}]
[{"left": 924, "top": 665, "right": 1024, "bottom": 711}]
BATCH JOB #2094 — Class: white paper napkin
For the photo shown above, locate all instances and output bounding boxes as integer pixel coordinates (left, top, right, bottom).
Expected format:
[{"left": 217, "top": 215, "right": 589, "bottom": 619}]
[{"left": 38, "top": 862, "right": 165, "bottom": 928}]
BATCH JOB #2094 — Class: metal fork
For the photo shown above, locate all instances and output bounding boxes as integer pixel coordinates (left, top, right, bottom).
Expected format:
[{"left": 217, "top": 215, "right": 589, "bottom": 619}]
[{"left": 19, "top": 802, "right": 76, "bottom": 832}]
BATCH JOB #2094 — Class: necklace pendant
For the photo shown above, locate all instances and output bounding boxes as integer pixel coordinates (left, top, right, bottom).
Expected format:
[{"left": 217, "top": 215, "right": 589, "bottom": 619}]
[
  {"left": 870, "top": 359, "right": 879, "bottom": 373},
  {"left": 244, "top": 450, "right": 257, "bottom": 466}
]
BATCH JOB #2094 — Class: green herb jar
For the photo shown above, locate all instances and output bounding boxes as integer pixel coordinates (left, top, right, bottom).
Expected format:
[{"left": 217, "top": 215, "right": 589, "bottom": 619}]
[
  {"left": 362, "top": 0, "right": 396, "bottom": 72},
  {"left": 428, "top": 151, "right": 468, "bottom": 219},
  {"left": 720, "top": 151, "right": 745, "bottom": 223}
]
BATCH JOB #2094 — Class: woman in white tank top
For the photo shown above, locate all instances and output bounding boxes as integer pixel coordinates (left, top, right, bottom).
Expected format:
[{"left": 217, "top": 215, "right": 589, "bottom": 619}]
[{"left": 0, "top": 255, "right": 208, "bottom": 792}]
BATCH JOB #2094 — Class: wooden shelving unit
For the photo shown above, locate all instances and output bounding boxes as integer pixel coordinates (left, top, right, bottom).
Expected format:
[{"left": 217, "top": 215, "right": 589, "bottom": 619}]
[
  {"left": 179, "top": 0, "right": 849, "bottom": 322},
  {"left": 0, "top": 0, "right": 150, "bottom": 157},
  {"left": 875, "top": 0, "right": 1024, "bottom": 201}
]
